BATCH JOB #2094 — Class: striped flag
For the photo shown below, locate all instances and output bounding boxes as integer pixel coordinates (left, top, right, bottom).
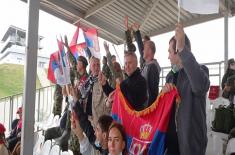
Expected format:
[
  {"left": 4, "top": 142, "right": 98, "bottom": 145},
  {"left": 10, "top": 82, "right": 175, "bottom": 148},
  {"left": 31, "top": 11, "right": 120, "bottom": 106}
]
[{"left": 112, "top": 85, "right": 180, "bottom": 155}]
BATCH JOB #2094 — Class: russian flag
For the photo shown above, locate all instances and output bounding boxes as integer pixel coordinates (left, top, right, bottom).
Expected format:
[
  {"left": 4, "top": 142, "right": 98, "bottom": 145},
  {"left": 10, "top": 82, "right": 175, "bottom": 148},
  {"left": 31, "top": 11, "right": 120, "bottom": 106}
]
[{"left": 112, "top": 85, "right": 180, "bottom": 155}]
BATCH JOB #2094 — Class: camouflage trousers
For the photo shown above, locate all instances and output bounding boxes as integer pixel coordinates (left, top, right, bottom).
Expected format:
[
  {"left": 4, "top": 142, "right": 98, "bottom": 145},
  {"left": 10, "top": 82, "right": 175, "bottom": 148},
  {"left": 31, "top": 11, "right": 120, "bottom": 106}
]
[
  {"left": 52, "top": 85, "right": 63, "bottom": 116},
  {"left": 69, "top": 132, "right": 81, "bottom": 155}
]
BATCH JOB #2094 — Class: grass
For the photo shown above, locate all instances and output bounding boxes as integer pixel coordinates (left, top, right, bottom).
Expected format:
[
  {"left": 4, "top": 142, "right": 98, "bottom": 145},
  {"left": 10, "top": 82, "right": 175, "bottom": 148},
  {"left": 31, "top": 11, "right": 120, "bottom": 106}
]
[{"left": 0, "top": 64, "right": 41, "bottom": 98}]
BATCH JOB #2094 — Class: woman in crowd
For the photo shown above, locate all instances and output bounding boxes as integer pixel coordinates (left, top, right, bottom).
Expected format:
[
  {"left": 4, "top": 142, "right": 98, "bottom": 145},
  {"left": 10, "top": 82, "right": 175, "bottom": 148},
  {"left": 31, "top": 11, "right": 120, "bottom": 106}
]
[{"left": 108, "top": 123, "right": 127, "bottom": 155}]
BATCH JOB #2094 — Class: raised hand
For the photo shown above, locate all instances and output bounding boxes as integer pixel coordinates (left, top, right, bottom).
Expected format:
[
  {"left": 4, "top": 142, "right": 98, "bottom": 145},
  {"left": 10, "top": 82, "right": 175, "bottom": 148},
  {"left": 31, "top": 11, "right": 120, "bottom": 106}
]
[
  {"left": 175, "top": 23, "right": 185, "bottom": 52},
  {"left": 98, "top": 71, "right": 107, "bottom": 86},
  {"left": 71, "top": 111, "right": 83, "bottom": 137},
  {"left": 124, "top": 15, "right": 129, "bottom": 30},
  {"left": 103, "top": 41, "right": 110, "bottom": 53},
  {"left": 132, "top": 22, "right": 140, "bottom": 31},
  {"left": 106, "top": 91, "right": 115, "bottom": 108},
  {"left": 162, "top": 83, "right": 174, "bottom": 93}
]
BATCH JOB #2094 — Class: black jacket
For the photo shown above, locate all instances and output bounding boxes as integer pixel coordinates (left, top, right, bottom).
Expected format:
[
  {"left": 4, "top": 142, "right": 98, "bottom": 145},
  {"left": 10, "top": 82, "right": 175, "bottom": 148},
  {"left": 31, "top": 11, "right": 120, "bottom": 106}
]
[{"left": 103, "top": 68, "right": 147, "bottom": 111}]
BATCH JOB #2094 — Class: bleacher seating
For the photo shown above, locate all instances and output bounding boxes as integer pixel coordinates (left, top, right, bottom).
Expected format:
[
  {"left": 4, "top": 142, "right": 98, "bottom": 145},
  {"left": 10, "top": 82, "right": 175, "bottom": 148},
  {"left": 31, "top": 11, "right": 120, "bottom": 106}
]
[
  {"left": 38, "top": 140, "right": 52, "bottom": 155},
  {"left": 226, "top": 138, "right": 235, "bottom": 155},
  {"left": 49, "top": 145, "right": 60, "bottom": 155}
]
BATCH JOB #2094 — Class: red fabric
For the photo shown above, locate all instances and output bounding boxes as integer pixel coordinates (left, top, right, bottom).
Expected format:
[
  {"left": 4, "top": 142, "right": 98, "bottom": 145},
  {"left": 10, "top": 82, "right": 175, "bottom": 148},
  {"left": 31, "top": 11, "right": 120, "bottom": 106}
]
[
  {"left": 112, "top": 86, "right": 180, "bottom": 140},
  {"left": 0, "top": 123, "right": 5, "bottom": 134},
  {"left": 17, "top": 119, "right": 22, "bottom": 130},
  {"left": 47, "top": 51, "right": 59, "bottom": 83},
  {"left": 208, "top": 86, "right": 220, "bottom": 100},
  {"left": 70, "top": 25, "right": 79, "bottom": 46}
]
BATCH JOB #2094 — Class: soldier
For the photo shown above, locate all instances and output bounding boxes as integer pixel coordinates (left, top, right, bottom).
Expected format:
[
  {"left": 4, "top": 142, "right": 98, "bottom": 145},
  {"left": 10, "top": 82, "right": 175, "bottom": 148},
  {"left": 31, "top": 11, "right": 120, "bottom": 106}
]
[
  {"left": 102, "top": 56, "right": 112, "bottom": 84},
  {"left": 68, "top": 56, "right": 89, "bottom": 155},
  {"left": 52, "top": 84, "right": 63, "bottom": 116}
]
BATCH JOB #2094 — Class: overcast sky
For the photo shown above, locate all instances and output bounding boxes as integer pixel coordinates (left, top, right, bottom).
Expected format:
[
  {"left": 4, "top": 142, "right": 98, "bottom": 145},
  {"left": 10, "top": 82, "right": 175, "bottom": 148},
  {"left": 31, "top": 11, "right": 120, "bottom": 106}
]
[{"left": 0, "top": 0, "right": 235, "bottom": 67}]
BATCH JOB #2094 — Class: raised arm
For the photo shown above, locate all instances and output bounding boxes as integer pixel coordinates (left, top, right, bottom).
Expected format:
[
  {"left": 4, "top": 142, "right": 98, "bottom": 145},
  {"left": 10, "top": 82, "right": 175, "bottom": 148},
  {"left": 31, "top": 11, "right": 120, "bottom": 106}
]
[{"left": 176, "top": 24, "right": 210, "bottom": 95}]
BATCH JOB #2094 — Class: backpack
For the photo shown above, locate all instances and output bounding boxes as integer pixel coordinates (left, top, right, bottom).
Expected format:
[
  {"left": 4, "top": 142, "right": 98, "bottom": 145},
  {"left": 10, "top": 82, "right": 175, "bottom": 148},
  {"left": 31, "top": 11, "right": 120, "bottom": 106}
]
[{"left": 212, "top": 105, "right": 235, "bottom": 133}]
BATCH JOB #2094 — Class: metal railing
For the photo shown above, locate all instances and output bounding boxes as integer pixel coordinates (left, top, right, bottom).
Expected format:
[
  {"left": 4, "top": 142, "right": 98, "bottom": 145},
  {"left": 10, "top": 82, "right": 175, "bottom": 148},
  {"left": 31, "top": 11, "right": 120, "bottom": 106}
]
[
  {"left": 0, "top": 85, "right": 55, "bottom": 132},
  {"left": 159, "top": 61, "right": 224, "bottom": 90},
  {"left": 0, "top": 61, "right": 225, "bottom": 132}
]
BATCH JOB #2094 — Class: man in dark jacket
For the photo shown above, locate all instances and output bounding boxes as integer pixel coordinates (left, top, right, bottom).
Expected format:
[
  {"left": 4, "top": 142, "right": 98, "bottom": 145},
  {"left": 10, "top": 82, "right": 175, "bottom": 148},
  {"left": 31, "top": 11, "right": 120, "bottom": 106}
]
[
  {"left": 132, "top": 23, "right": 161, "bottom": 107},
  {"left": 163, "top": 24, "right": 210, "bottom": 155},
  {"left": 100, "top": 52, "right": 147, "bottom": 111}
]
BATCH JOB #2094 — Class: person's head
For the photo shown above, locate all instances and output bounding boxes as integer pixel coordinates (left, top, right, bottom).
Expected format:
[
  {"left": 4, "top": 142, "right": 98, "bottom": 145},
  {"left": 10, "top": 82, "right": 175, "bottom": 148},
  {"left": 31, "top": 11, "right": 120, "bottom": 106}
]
[
  {"left": 143, "top": 35, "right": 150, "bottom": 45},
  {"left": 143, "top": 40, "right": 155, "bottom": 62},
  {"left": 108, "top": 123, "right": 127, "bottom": 155},
  {"left": 77, "top": 56, "right": 88, "bottom": 73},
  {"left": 95, "top": 115, "right": 113, "bottom": 148},
  {"left": 89, "top": 56, "right": 100, "bottom": 76},
  {"left": 111, "top": 55, "right": 116, "bottom": 64},
  {"left": 17, "top": 107, "right": 23, "bottom": 119},
  {"left": 226, "top": 58, "right": 235, "bottom": 72},
  {"left": 128, "top": 43, "right": 136, "bottom": 52},
  {"left": 124, "top": 52, "right": 138, "bottom": 76},
  {"left": 0, "top": 123, "right": 6, "bottom": 143},
  {"left": 168, "top": 35, "right": 191, "bottom": 67},
  {"left": 103, "top": 56, "right": 108, "bottom": 65}
]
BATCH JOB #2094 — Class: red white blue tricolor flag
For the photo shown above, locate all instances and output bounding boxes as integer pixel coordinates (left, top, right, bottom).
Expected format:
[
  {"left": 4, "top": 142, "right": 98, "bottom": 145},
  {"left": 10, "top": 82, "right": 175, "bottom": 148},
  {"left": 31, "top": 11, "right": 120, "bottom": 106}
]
[
  {"left": 112, "top": 85, "right": 180, "bottom": 155},
  {"left": 47, "top": 51, "right": 59, "bottom": 84},
  {"left": 83, "top": 28, "right": 100, "bottom": 59},
  {"left": 54, "top": 37, "right": 71, "bottom": 86}
]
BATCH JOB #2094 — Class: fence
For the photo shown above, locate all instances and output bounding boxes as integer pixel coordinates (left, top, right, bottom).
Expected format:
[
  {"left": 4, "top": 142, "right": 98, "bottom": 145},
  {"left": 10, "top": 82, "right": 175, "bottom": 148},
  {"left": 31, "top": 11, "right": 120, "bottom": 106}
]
[
  {"left": 0, "top": 85, "right": 55, "bottom": 132},
  {"left": 0, "top": 61, "right": 225, "bottom": 132}
]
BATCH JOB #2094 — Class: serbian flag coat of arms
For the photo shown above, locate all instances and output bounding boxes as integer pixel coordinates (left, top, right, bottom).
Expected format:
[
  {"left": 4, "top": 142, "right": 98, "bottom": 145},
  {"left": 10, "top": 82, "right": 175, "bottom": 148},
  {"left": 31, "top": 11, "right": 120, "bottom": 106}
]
[{"left": 112, "top": 85, "right": 180, "bottom": 155}]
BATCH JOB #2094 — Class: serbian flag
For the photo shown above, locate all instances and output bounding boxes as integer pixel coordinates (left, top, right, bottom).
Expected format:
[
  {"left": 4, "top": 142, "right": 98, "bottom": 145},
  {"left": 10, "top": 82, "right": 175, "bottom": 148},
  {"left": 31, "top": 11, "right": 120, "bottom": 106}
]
[
  {"left": 56, "top": 38, "right": 71, "bottom": 86},
  {"left": 69, "top": 25, "right": 87, "bottom": 59},
  {"left": 70, "top": 43, "right": 86, "bottom": 60},
  {"left": 83, "top": 28, "right": 100, "bottom": 59},
  {"left": 112, "top": 85, "right": 180, "bottom": 155},
  {"left": 47, "top": 51, "right": 59, "bottom": 84}
]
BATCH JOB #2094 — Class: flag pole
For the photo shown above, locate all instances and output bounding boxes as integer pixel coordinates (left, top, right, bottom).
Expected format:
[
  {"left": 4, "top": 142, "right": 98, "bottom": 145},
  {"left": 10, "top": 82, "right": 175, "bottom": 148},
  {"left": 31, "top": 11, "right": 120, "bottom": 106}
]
[
  {"left": 177, "top": 0, "right": 181, "bottom": 23},
  {"left": 176, "top": 0, "right": 181, "bottom": 52}
]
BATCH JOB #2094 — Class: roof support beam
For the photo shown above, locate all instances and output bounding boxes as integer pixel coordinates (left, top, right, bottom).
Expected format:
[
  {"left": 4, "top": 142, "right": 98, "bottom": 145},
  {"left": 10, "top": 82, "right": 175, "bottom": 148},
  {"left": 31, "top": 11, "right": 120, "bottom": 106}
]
[
  {"left": 84, "top": 0, "right": 116, "bottom": 18},
  {"left": 149, "top": 13, "right": 223, "bottom": 37},
  {"left": 47, "top": 0, "right": 124, "bottom": 42},
  {"left": 140, "top": 0, "right": 161, "bottom": 30}
]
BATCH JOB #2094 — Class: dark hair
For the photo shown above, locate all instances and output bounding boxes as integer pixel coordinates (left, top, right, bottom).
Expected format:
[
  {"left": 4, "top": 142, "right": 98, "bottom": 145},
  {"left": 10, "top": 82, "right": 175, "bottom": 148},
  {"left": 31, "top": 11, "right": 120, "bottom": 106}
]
[
  {"left": 113, "top": 62, "right": 122, "bottom": 73},
  {"left": 103, "top": 56, "right": 107, "bottom": 61},
  {"left": 98, "top": 115, "right": 113, "bottom": 133},
  {"left": 225, "top": 58, "right": 235, "bottom": 74},
  {"left": 144, "top": 35, "right": 150, "bottom": 41},
  {"left": 111, "top": 55, "right": 116, "bottom": 59},
  {"left": 109, "top": 123, "right": 127, "bottom": 154},
  {"left": 78, "top": 56, "right": 88, "bottom": 68},
  {"left": 127, "top": 43, "right": 136, "bottom": 52},
  {"left": 169, "top": 34, "right": 191, "bottom": 53}
]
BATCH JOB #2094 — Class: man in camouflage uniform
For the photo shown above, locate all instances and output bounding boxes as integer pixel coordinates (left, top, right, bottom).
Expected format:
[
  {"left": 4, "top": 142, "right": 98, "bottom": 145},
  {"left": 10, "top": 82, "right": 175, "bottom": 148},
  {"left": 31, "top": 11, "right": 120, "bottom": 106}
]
[
  {"left": 68, "top": 56, "right": 89, "bottom": 155},
  {"left": 102, "top": 56, "right": 112, "bottom": 84},
  {"left": 64, "top": 36, "right": 89, "bottom": 155},
  {"left": 52, "top": 84, "right": 63, "bottom": 117}
]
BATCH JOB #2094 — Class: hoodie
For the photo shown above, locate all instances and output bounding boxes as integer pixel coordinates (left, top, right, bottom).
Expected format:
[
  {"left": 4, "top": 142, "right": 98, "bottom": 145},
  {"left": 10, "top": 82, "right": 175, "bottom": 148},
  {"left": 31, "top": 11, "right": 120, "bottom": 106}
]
[{"left": 141, "top": 59, "right": 161, "bottom": 106}]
